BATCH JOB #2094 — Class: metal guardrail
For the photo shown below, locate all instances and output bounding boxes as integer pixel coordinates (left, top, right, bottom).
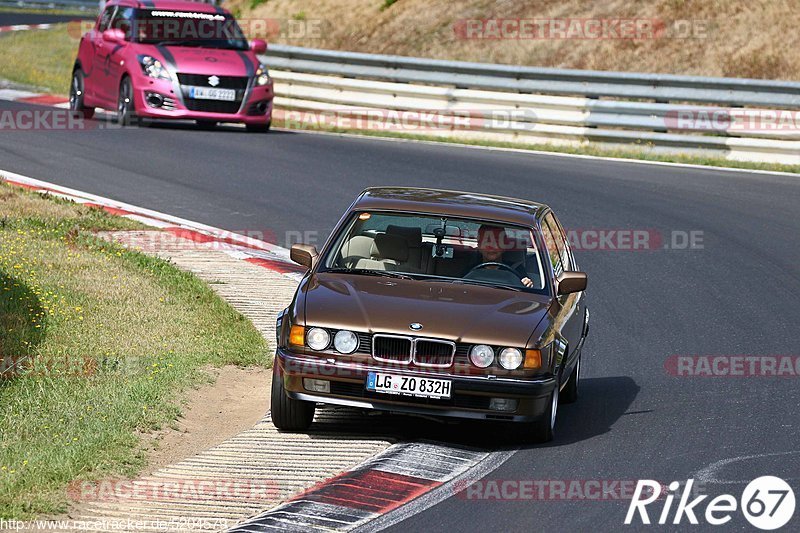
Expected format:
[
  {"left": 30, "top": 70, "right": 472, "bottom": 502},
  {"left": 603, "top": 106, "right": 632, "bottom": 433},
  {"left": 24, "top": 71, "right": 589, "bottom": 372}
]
[
  {"left": 0, "top": 0, "right": 98, "bottom": 11},
  {"left": 262, "top": 44, "right": 800, "bottom": 165},
  {"left": 265, "top": 45, "right": 800, "bottom": 108}
]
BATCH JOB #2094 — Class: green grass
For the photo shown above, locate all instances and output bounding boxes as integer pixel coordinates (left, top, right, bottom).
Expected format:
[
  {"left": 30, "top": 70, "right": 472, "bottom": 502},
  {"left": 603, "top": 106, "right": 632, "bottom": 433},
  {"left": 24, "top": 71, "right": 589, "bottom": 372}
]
[
  {"left": 0, "top": 182, "right": 269, "bottom": 519},
  {"left": 0, "top": 23, "right": 77, "bottom": 94},
  {"left": 249, "top": 0, "right": 269, "bottom": 10}
]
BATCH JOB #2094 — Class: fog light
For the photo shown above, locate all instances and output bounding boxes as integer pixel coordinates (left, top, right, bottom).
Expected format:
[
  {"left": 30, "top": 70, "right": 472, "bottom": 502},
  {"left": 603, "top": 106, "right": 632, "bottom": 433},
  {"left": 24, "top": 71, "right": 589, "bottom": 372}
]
[
  {"left": 145, "top": 92, "right": 164, "bottom": 108},
  {"left": 489, "top": 398, "right": 518, "bottom": 412},
  {"left": 303, "top": 378, "right": 330, "bottom": 393}
]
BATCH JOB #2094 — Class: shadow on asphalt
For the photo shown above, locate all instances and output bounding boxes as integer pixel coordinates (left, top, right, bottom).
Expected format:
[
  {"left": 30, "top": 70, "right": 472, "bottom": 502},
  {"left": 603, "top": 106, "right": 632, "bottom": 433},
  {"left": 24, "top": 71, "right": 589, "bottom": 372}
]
[
  {"left": 136, "top": 121, "right": 298, "bottom": 135},
  {"left": 287, "top": 376, "right": 639, "bottom": 452}
]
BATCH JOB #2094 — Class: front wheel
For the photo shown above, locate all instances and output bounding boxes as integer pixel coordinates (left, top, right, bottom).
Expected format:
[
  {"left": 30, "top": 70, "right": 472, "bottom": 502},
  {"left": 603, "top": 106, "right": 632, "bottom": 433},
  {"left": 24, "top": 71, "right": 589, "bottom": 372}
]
[
  {"left": 270, "top": 363, "right": 315, "bottom": 431},
  {"left": 117, "top": 76, "right": 138, "bottom": 126},
  {"left": 69, "top": 70, "right": 94, "bottom": 119},
  {"left": 560, "top": 355, "right": 580, "bottom": 404},
  {"left": 524, "top": 386, "right": 558, "bottom": 443}
]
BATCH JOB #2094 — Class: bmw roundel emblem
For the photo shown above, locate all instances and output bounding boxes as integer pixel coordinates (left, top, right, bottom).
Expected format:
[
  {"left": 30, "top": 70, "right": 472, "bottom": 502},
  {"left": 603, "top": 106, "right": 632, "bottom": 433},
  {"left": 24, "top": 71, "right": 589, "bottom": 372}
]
[{"left": 409, "top": 323, "right": 423, "bottom": 331}]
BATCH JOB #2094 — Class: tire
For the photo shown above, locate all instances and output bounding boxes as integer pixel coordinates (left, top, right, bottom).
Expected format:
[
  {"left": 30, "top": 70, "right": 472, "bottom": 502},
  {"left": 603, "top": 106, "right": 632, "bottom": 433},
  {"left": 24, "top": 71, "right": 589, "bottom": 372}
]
[
  {"left": 246, "top": 120, "right": 271, "bottom": 133},
  {"left": 196, "top": 120, "right": 217, "bottom": 130},
  {"left": 270, "top": 363, "right": 315, "bottom": 431},
  {"left": 560, "top": 355, "right": 580, "bottom": 404},
  {"left": 117, "top": 76, "right": 137, "bottom": 126},
  {"left": 69, "top": 69, "right": 94, "bottom": 119},
  {"left": 524, "top": 385, "right": 558, "bottom": 443}
]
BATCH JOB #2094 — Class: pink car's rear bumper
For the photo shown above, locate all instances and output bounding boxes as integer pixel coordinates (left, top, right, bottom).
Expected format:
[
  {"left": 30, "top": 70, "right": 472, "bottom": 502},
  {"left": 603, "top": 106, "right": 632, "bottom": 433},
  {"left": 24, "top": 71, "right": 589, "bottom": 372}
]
[{"left": 132, "top": 76, "right": 273, "bottom": 124}]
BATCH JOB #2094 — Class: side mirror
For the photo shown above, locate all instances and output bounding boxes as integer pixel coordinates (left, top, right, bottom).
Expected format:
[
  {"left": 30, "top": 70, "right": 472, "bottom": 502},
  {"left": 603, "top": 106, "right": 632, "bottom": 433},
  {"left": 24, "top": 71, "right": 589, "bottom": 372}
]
[
  {"left": 250, "top": 39, "right": 267, "bottom": 54},
  {"left": 290, "top": 244, "right": 318, "bottom": 270},
  {"left": 102, "top": 28, "right": 125, "bottom": 43},
  {"left": 557, "top": 271, "right": 587, "bottom": 295}
]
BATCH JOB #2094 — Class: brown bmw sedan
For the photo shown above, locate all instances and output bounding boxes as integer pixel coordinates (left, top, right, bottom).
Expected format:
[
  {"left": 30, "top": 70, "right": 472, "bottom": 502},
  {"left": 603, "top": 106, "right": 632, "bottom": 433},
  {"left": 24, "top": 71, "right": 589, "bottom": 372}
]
[{"left": 271, "top": 187, "right": 589, "bottom": 442}]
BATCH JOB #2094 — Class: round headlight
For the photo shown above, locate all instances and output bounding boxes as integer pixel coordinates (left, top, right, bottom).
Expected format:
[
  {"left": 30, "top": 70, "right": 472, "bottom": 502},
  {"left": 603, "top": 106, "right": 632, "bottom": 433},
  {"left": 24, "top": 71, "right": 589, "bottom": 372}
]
[
  {"left": 333, "top": 330, "right": 358, "bottom": 354},
  {"left": 499, "top": 347, "right": 523, "bottom": 370},
  {"left": 469, "top": 344, "right": 495, "bottom": 368},
  {"left": 306, "top": 327, "right": 330, "bottom": 351},
  {"left": 256, "top": 64, "right": 271, "bottom": 86}
]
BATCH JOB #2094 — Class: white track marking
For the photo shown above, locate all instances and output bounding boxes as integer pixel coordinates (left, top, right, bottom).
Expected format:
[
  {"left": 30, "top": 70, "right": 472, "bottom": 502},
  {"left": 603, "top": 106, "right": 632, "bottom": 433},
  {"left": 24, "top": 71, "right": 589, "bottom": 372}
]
[{"left": 695, "top": 451, "right": 800, "bottom": 485}]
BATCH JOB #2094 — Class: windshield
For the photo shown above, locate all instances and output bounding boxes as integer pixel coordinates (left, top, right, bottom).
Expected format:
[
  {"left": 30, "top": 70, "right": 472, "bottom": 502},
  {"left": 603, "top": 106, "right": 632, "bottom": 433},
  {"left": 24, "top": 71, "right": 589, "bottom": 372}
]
[
  {"left": 321, "top": 211, "right": 547, "bottom": 293},
  {"left": 133, "top": 9, "right": 248, "bottom": 50}
]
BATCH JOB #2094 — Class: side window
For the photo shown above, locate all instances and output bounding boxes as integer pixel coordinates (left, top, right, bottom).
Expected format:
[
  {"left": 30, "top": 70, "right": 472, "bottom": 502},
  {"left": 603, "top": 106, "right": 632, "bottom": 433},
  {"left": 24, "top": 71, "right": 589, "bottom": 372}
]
[
  {"left": 111, "top": 7, "right": 135, "bottom": 40},
  {"left": 98, "top": 6, "right": 115, "bottom": 32},
  {"left": 540, "top": 218, "right": 564, "bottom": 277},
  {"left": 545, "top": 213, "right": 573, "bottom": 271}
]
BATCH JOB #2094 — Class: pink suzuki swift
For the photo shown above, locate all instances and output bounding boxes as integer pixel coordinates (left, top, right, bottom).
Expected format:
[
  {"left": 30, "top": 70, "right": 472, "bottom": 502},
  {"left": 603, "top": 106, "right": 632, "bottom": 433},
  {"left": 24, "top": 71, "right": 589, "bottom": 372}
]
[{"left": 70, "top": 0, "right": 273, "bottom": 131}]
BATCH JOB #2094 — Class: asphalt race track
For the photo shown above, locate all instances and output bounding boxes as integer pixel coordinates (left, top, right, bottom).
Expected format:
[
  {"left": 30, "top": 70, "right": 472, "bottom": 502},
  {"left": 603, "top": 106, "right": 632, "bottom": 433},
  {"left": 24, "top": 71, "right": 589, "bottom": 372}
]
[{"left": 1, "top": 99, "right": 799, "bottom": 531}]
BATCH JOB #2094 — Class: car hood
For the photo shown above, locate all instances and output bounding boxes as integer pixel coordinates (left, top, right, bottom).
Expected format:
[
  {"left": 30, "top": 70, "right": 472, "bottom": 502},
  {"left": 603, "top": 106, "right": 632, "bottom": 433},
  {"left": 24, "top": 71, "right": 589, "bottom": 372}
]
[
  {"left": 148, "top": 45, "right": 255, "bottom": 76},
  {"left": 302, "top": 273, "right": 551, "bottom": 347}
]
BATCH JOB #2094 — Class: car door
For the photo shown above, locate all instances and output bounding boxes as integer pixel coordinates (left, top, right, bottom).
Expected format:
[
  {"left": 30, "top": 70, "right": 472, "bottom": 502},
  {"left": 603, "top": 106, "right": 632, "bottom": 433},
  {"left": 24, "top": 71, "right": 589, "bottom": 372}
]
[
  {"left": 105, "top": 7, "right": 135, "bottom": 96},
  {"left": 541, "top": 212, "right": 584, "bottom": 376},
  {"left": 91, "top": 5, "right": 117, "bottom": 106}
]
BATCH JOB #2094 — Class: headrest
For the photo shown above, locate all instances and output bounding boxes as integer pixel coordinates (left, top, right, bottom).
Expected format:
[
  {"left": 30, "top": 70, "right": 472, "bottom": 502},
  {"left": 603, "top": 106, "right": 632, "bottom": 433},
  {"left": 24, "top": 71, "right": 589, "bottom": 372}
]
[
  {"left": 386, "top": 225, "right": 423, "bottom": 247},
  {"left": 371, "top": 233, "right": 409, "bottom": 262}
]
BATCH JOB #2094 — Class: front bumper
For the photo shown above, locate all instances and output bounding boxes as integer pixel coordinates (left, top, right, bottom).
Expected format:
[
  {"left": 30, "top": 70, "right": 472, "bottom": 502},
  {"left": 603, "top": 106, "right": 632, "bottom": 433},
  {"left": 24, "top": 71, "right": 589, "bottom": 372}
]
[
  {"left": 132, "top": 76, "right": 273, "bottom": 124},
  {"left": 276, "top": 348, "right": 557, "bottom": 422}
]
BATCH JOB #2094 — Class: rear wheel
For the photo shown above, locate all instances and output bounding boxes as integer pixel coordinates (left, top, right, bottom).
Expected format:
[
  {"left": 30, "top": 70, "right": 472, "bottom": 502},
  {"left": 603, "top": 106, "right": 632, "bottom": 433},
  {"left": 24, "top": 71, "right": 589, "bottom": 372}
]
[
  {"left": 69, "top": 69, "right": 94, "bottom": 119},
  {"left": 270, "top": 363, "right": 315, "bottom": 430},
  {"left": 117, "top": 76, "right": 138, "bottom": 126},
  {"left": 524, "top": 385, "right": 558, "bottom": 443},
  {"left": 560, "top": 355, "right": 580, "bottom": 404},
  {"left": 246, "top": 120, "right": 271, "bottom": 133}
]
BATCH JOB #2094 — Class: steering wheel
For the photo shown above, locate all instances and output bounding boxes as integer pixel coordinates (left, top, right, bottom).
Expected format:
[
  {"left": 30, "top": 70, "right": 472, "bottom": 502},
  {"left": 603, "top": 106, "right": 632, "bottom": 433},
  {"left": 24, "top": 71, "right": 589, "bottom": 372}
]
[{"left": 466, "top": 261, "right": 518, "bottom": 276}]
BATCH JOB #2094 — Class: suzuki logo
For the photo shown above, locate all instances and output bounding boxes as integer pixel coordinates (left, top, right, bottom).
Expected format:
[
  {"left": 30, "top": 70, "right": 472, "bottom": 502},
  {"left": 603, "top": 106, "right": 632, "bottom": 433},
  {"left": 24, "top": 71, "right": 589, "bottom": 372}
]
[
  {"left": 409, "top": 323, "right": 423, "bottom": 331},
  {"left": 208, "top": 75, "right": 220, "bottom": 87}
]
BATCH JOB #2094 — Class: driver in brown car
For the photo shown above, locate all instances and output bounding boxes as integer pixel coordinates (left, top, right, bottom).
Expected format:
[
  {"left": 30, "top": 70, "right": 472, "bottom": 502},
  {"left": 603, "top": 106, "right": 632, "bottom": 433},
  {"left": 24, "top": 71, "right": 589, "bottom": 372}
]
[{"left": 475, "top": 225, "right": 534, "bottom": 288}]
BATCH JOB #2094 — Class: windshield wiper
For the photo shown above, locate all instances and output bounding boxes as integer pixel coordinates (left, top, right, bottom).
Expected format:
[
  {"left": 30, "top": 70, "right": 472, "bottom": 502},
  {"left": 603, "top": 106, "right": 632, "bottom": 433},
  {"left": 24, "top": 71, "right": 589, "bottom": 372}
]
[
  {"left": 326, "top": 267, "right": 414, "bottom": 280},
  {"left": 156, "top": 40, "right": 200, "bottom": 47},
  {"left": 449, "top": 279, "right": 523, "bottom": 291}
]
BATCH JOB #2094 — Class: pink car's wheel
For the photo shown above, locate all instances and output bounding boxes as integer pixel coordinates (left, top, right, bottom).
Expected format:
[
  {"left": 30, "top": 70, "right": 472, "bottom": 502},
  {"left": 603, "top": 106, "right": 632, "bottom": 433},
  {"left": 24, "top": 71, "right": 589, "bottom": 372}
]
[
  {"left": 69, "top": 70, "right": 94, "bottom": 119},
  {"left": 117, "top": 76, "right": 137, "bottom": 126}
]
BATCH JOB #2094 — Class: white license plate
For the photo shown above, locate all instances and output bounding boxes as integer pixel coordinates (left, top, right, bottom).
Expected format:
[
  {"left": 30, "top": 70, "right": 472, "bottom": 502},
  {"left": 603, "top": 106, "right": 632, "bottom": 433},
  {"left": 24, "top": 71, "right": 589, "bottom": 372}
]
[
  {"left": 189, "top": 87, "right": 236, "bottom": 101},
  {"left": 366, "top": 372, "right": 451, "bottom": 399}
]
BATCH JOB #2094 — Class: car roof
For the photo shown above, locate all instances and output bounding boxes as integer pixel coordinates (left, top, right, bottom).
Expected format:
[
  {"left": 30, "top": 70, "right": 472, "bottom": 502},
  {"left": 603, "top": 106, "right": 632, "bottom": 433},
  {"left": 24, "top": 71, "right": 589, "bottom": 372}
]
[
  {"left": 352, "top": 187, "right": 549, "bottom": 227},
  {"left": 109, "top": 0, "right": 225, "bottom": 14}
]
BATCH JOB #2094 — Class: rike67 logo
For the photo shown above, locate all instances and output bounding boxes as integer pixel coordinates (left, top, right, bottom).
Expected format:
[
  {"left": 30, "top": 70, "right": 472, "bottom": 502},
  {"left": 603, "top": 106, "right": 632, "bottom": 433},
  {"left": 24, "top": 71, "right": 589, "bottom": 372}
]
[{"left": 626, "top": 477, "right": 795, "bottom": 530}]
